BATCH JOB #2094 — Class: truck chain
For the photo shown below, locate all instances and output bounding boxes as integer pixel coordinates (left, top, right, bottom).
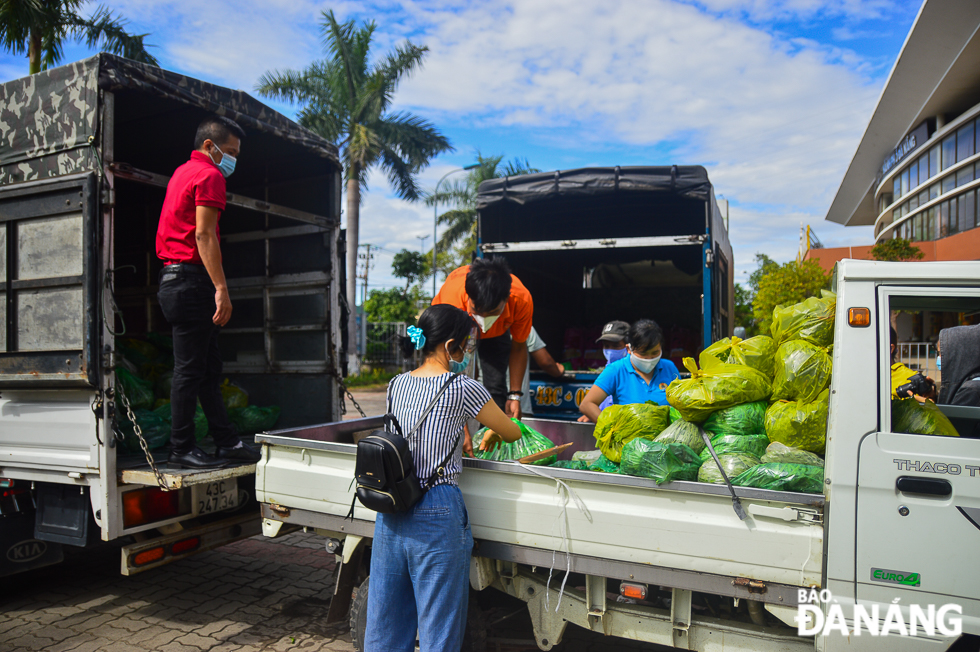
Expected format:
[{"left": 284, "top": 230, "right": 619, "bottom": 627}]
[
  {"left": 338, "top": 376, "right": 367, "bottom": 418},
  {"left": 115, "top": 383, "right": 171, "bottom": 492}
]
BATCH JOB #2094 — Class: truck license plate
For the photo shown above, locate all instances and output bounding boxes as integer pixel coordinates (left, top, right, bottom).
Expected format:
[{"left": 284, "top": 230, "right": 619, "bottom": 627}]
[{"left": 192, "top": 479, "right": 238, "bottom": 515}]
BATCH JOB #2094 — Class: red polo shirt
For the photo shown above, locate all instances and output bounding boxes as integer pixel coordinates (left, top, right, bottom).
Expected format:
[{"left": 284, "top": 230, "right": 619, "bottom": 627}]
[
  {"left": 432, "top": 265, "right": 533, "bottom": 343},
  {"left": 156, "top": 151, "right": 226, "bottom": 264}
]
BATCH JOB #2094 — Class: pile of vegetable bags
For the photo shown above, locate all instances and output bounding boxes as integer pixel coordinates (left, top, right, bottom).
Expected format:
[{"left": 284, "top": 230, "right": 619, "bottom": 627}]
[{"left": 473, "top": 419, "right": 559, "bottom": 465}]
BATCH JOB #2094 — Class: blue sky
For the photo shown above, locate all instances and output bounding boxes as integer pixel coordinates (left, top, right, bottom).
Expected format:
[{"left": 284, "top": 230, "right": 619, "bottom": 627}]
[{"left": 0, "top": 0, "right": 923, "bottom": 296}]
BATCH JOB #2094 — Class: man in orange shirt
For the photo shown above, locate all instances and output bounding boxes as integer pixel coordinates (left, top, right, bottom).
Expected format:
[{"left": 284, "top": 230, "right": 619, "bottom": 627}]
[{"left": 433, "top": 258, "right": 533, "bottom": 419}]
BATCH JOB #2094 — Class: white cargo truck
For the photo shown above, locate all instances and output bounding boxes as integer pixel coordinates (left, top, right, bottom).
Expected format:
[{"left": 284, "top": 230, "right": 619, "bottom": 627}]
[{"left": 255, "top": 259, "right": 980, "bottom": 651}]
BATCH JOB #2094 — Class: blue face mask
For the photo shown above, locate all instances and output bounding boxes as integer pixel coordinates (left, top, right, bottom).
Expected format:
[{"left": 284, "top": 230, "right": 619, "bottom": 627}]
[
  {"left": 603, "top": 348, "right": 628, "bottom": 364},
  {"left": 449, "top": 350, "right": 472, "bottom": 374},
  {"left": 209, "top": 143, "right": 237, "bottom": 178}
]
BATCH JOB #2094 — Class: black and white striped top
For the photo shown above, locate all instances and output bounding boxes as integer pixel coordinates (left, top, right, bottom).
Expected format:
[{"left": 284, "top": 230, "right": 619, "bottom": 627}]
[{"left": 386, "top": 372, "right": 492, "bottom": 488}]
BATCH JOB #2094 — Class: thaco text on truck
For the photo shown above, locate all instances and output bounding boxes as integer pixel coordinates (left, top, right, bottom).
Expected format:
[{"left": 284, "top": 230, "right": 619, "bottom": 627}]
[
  {"left": 256, "top": 259, "right": 980, "bottom": 651},
  {"left": 476, "top": 166, "right": 734, "bottom": 419},
  {"left": 0, "top": 54, "right": 346, "bottom": 576}
]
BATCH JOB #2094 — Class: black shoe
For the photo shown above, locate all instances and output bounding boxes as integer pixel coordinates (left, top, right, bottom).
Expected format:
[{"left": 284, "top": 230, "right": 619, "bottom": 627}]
[
  {"left": 215, "top": 441, "right": 261, "bottom": 464},
  {"left": 168, "top": 447, "right": 229, "bottom": 469}
]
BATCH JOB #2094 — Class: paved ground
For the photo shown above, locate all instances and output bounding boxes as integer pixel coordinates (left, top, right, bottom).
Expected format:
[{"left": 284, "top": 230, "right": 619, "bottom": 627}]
[{"left": 341, "top": 388, "right": 387, "bottom": 420}]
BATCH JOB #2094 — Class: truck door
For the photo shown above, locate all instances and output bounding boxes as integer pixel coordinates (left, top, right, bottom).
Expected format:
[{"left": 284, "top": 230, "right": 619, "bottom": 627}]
[
  {"left": 855, "top": 286, "right": 980, "bottom": 618},
  {"left": 0, "top": 173, "right": 100, "bottom": 472}
]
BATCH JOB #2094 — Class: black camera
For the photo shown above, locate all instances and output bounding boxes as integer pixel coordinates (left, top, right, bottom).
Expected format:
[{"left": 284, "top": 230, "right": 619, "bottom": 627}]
[{"left": 896, "top": 372, "right": 934, "bottom": 399}]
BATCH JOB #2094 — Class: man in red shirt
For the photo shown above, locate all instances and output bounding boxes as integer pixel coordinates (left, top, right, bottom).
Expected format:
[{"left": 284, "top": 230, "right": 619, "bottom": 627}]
[
  {"left": 433, "top": 258, "right": 533, "bottom": 419},
  {"left": 156, "top": 116, "right": 259, "bottom": 469}
]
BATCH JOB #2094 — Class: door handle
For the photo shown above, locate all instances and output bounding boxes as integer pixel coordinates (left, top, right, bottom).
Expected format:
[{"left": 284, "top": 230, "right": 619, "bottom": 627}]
[{"left": 896, "top": 476, "right": 952, "bottom": 497}]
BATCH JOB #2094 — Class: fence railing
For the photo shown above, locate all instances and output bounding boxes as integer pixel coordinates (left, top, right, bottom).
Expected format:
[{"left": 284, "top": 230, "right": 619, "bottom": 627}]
[
  {"left": 897, "top": 341, "right": 938, "bottom": 380},
  {"left": 361, "top": 322, "right": 411, "bottom": 371}
]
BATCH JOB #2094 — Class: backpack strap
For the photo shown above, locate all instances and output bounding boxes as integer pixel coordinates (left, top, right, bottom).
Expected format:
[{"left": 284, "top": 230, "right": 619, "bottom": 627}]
[{"left": 402, "top": 373, "right": 461, "bottom": 441}]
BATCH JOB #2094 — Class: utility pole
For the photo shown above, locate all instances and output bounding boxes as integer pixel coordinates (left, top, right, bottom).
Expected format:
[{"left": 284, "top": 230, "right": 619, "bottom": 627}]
[
  {"left": 416, "top": 234, "right": 430, "bottom": 254},
  {"left": 357, "top": 244, "right": 377, "bottom": 305}
]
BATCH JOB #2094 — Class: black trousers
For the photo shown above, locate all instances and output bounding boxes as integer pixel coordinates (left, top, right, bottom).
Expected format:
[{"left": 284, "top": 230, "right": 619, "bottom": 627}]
[
  {"left": 478, "top": 333, "right": 512, "bottom": 410},
  {"left": 157, "top": 269, "right": 239, "bottom": 453}
]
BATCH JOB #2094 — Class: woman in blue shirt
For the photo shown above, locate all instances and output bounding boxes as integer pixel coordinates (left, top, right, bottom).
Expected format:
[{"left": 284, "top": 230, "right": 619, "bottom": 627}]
[{"left": 578, "top": 319, "right": 680, "bottom": 422}]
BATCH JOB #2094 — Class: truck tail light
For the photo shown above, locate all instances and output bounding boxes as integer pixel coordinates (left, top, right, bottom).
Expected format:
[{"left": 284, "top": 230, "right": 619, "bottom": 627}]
[
  {"left": 0, "top": 478, "right": 12, "bottom": 489},
  {"left": 620, "top": 582, "right": 648, "bottom": 600},
  {"left": 131, "top": 546, "right": 166, "bottom": 567},
  {"left": 848, "top": 307, "right": 870, "bottom": 327},
  {"left": 170, "top": 536, "right": 200, "bottom": 556},
  {"left": 123, "top": 487, "right": 185, "bottom": 528}
]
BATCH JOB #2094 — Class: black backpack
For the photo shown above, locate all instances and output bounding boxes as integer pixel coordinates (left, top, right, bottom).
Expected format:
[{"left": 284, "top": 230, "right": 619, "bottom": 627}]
[{"left": 348, "top": 373, "right": 462, "bottom": 516}]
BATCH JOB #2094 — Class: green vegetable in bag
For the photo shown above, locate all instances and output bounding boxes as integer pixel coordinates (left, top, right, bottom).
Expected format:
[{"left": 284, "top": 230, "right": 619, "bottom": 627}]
[
  {"left": 588, "top": 454, "right": 620, "bottom": 473},
  {"left": 654, "top": 419, "right": 705, "bottom": 454},
  {"left": 473, "top": 419, "right": 557, "bottom": 465},
  {"left": 698, "top": 452, "right": 761, "bottom": 484},
  {"left": 771, "top": 340, "right": 832, "bottom": 402},
  {"left": 770, "top": 292, "right": 836, "bottom": 347},
  {"left": 668, "top": 406, "right": 683, "bottom": 423},
  {"left": 699, "top": 433, "right": 769, "bottom": 462},
  {"left": 229, "top": 405, "right": 281, "bottom": 435},
  {"left": 550, "top": 460, "right": 590, "bottom": 470},
  {"left": 116, "top": 367, "right": 154, "bottom": 410},
  {"left": 593, "top": 403, "right": 671, "bottom": 463},
  {"left": 892, "top": 398, "right": 959, "bottom": 437},
  {"left": 221, "top": 379, "right": 249, "bottom": 409},
  {"left": 703, "top": 401, "right": 767, "bottom": 437},
  {"left": 765, "top": 389, "right": 829, "bottom": 454},
  {"left": 732, "top": 463, "right": 825, "bottom": 494},
  {"left": 762, "top": 442, "right": 825, "bottom": 467},
  {"left": 666, "top": 357, "right": 772, "bottom": 423},
  {"left": 118, "top": 408, "right": 171, "bottom": 453},
  {"left": 699, "top": 335, "right": 777, "bottom": 380},
  {"left": 620, "top": 439, "right": 701, "bottom": 484}
]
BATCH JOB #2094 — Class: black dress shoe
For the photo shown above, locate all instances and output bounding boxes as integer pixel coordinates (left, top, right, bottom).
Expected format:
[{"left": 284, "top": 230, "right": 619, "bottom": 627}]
[
  {"left": 168, "top": 447, "right": 229, "bottom": 469},
  {"left": 215, "top": 441, "right": 261, "bottom": 463}
]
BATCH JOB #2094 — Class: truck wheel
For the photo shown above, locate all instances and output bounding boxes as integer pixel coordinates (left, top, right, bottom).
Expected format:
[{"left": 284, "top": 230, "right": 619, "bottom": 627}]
[{"left": 349, "top": 576, "right": 369, "bottom": 652}]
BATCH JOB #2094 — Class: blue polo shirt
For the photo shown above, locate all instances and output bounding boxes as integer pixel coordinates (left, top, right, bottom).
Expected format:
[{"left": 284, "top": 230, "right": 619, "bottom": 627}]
[{"left": 593, "top": 356, "right": 680, "bottom": 406}]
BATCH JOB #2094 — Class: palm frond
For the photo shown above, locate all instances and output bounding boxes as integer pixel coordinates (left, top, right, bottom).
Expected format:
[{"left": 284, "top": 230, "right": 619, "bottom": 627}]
[
  {"left": 374, "top": 111, "right": 453, "bottom": 169},
  {"left": 69, "top": 5, "right": 159, "bottom": 65},
  {"left": 0, "top": 0, "right": 45, "bottom": 52},
  {"left": 378, "top": 141, "right": 422, "bottom": 201}
]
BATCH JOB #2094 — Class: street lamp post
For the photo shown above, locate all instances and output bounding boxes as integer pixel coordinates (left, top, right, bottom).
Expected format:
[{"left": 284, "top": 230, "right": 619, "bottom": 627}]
[{"left": 433, "top": 163, "right": 480, "bottom": 300}]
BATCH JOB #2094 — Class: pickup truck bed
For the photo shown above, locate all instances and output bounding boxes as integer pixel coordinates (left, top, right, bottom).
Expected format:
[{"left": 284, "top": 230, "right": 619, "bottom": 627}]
[{"left": 256, "top": 417, "right": 824, "bottom": 606}]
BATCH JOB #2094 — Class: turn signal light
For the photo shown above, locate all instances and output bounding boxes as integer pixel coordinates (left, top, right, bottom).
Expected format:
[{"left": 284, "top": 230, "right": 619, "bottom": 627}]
[
  {"left": 170, "top": 536, "right": 201, "bottom": 556},
  {"left": 620, "top": 582, "right": 648, "bottom": 600},
  {"left": 847, "top": 307, "right": 870, "bottom": 327},
  {"left": 123, "top": 487, "right": 186, "bottom": 528},
  {"left": 131, "top": 546, "right": 165, "bottom": 567}
]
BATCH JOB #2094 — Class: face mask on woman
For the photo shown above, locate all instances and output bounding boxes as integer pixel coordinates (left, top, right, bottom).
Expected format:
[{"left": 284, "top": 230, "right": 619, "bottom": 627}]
[{"left": 630, "top": 350, "right": 661, "bottom": 373}]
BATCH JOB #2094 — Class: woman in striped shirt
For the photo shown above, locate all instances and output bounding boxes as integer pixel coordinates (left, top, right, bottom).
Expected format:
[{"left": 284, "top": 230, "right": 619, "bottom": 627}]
[{"left": 365, "top": 304, "right": 521, "bottom": 652}]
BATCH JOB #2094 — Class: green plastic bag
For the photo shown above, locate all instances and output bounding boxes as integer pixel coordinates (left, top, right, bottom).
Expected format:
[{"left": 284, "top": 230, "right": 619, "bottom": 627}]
[
  {"left": 666, "top": 357, "right": 772, "bottom": 423},
  {"left": 228, "top": 405, "right": 281, "bottom": 436},
  {"left": 668, "top": 406, "right": 683, "bottom": 423},
  {"left": 116, "top": 367, "right": 154, "bottom": 410},
  {"left": 765, "top": 389, "right": 830, "bottom": 454},
  {"left": 654, "top": 419, "right": 705, "bottom": 454},
  {"left": 762, "top": 442, "right": 825, "bottom": 467},
  {"left": 155, "top": 370, "right": 174, "bottom": 400},
  {"left": 732, "top": 463, "right": 825, "bottom": 494},
  {"left": 593, "top": 403, "right": 671, "bottom": 463},
  {"left": 152, "top": 403, "right": 208, "bottom": 441},
  {"left": 699, "top": 335, "right": 777, "bottom": 380},
  {"left": 118, "top": 408, "right": 171, "bottom": 453},
  {"left": 703, "top": 401, "right": 767, "bottom": 437},
  {"left": 892, "top": 398, "right": 959, "bottom": 437},
  {"left": 117, "top": 338, "right": 161, "bottom": 366},
  {"left": 550, "top": 460, "right": 590, "bottom": 470},
  {"left": 620, "top": 439, "right": 701, "bottom": 484},
  {"left": 220, "top": 379, "right": 249, "bottom": 409},
  {"left": 699, "top": 433, "right": 769, "bottom": 462},
  {"left": 572, "top": 449, "right": 602, "bottom": 463},
  {"left": 770, "top": 292, "right": 836, "bottom": 347},
  {"left": 698, "top": 452, "right": 761, "bottom": 484},
  {"left": 473, "top": 419, "right": 557, "bottom": 465},
  {"left": 587, "top": 454, "right": 620, "bottom": 473},
  {"left": 771, "top": 341, "right": 832, "bottom": 402}
]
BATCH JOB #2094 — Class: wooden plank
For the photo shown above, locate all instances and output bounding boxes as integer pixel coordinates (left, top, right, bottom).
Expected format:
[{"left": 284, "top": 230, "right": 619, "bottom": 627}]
[{"left": 120, "top": 462, "right": 256, "bottom": 490}]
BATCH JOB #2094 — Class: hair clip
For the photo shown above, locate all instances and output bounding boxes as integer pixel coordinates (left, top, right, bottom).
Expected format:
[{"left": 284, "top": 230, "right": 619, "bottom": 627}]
[{"left": 407, "top": 325, "right": 426, "bottom": 350}]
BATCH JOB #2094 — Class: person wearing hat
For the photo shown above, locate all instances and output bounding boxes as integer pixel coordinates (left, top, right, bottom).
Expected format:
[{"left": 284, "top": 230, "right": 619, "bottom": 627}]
[{"left": 578, "top": 319, "right": 679, "bottom": 423}]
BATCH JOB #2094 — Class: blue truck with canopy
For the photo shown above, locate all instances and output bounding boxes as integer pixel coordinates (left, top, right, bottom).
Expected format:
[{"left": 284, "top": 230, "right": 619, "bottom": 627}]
[{"left": 475, "top": 166, "right": 734, "bottom": 419}]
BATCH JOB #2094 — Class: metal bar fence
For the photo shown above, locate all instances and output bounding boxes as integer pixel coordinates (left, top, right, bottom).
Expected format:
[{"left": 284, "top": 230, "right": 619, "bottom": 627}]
[
  {"left": 362, "top": 322, "right": 411, "bottom": 371},
  {"left": 897, "top": 341, "right": 939, "bottom": 381}
]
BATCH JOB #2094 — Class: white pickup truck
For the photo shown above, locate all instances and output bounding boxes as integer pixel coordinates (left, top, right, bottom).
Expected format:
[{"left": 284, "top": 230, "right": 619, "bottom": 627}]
[{"left": 256, "top": 260, "right": 980, "bottom": 651}]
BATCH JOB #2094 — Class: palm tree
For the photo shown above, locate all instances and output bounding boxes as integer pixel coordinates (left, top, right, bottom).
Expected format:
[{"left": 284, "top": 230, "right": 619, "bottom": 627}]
[
  {"left": 428, "top": 154, "right": 539, "bottom": 270},
  {"left": 1, "top": 1, "right": 158, "bottom": 75},
  {"left": 256, "top": 10, "right": 452, "bottom": 364}
]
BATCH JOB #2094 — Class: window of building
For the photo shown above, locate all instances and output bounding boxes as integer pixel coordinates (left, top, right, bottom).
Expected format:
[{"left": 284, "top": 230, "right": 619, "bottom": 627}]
[
  {"left": 958, "top": 191, "right": 970, "bottom": 233},
  {"left": 930, "top": 182, "right": 940, "bottom": 200},
  {"left": 908, "top": 160, "right": 919, "bottom": 191},
  {"left": 894, "top": 175, "right": 902, "bottom": 200},
  {"left": 918, "top": 189, "right": 929, "bottom": 207},
  {"left": 920, "top": 153, "right": 929, "bottom": 186},
  {"left": 902, "top": 167, "right": 910, "bottom": 196},
  {"left": 930, "top": 145, "right": 940, "bottom": 179},
  {"left": 950, "top": 197, "right": 960, "bottom": 236},
  {"left": 939, "top": 200, "right": 949, "bottom": 238},
  {"left": 927, "top": 206, "right": 936, "bottom": 240},
  {"left": 971, "top": 190, "right": 979, "bottom": 229},
  {"left": 959, "top": 121, "right": 975, "bottom": 162},
  {"left": 908, "top": 193, "right": 919, "bottom": 211},
  {"left": 942, "top": 135, "right": 956, "bottom": 170},
  {"left": 956, "top": 163, "right": 974, "bottom": 188},
  {"left": 943, "top": 174, "right": 956, "bottom": 194}
]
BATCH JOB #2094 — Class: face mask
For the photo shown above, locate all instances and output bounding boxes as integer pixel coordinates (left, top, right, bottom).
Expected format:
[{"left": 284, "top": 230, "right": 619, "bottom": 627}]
[
  {"left": 446, "top": 342, "right": 472, "bottom": 374},
  {"left": 472, "top": 313, "right": 499, "bottom": 333},
  {"left": 603, "top": 348, "right": 628, "bottom": 364},
  {"left": 631, "top": 353, "right": 660, "bottom": 374},
  {"left": 937, "top": 355, "right": 942, "bottom": 371},
  {"left": 209, "top": 143, "right": 237, "bottom": 178}
]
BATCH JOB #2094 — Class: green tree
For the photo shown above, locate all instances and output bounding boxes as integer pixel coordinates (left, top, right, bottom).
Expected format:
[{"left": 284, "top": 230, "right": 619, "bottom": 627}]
[
  {"left": 391, "top": 249, "right": 427, "bottom": 290},
  {"left": 427, "top": 153, "right": 539, "bottom": 269},
  {"left": 752, "top": 259, "right": 830, "bottom": 335},
  {"left": 733, "top": 253, "right": 778, "bottom": 335},
  {"left": 870, "top": 238, "right": 925, "bottom": 262},
  {"left": 256, "top": 10, "right": 452, "bottom": 356},
  {"left": 1, "top": 1, "right": 158, "bottom": 75},
  {"left": 363, "top": 286, "right": 426, "bottom": 324}
]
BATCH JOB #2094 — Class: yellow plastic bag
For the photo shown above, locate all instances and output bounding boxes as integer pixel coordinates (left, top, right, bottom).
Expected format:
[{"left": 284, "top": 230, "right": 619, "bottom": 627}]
[
  {"left": 699, "top": 335, "right": 777, "bottom": 380},
  {"left": 221, "top": 378, "right": 249, "bottom": 409},
  {"left": 771, "top": 341, "right": 832, "bottom": 402},
  {"left": 666, "top": 357, "right": 772, "bottom": 423},
  {"left": 770, "top": 291, "right": 836, "bottom": 347},
  {"left": 593, "top": 403, "right": 671, "bottom": 463},
  {"left": 764, "top": 389, "right": 830, "bottom": 454}
]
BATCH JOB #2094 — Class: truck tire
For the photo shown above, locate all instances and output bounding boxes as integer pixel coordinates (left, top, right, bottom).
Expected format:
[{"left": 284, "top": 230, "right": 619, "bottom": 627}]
[{"left": 349, "top": 578, "right": 486, "bottom": 652}]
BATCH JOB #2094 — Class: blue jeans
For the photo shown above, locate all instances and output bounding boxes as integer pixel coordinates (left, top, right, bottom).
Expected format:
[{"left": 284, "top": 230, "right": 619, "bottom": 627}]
[{"left": 365, "top": 484, "right": 473, "bottom": 652}]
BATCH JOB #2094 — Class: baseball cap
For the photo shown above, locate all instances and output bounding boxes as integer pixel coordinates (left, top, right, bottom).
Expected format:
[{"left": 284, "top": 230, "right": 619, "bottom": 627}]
[{"left": 596, "top": 320, "right": 629, "bottom": 343}]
